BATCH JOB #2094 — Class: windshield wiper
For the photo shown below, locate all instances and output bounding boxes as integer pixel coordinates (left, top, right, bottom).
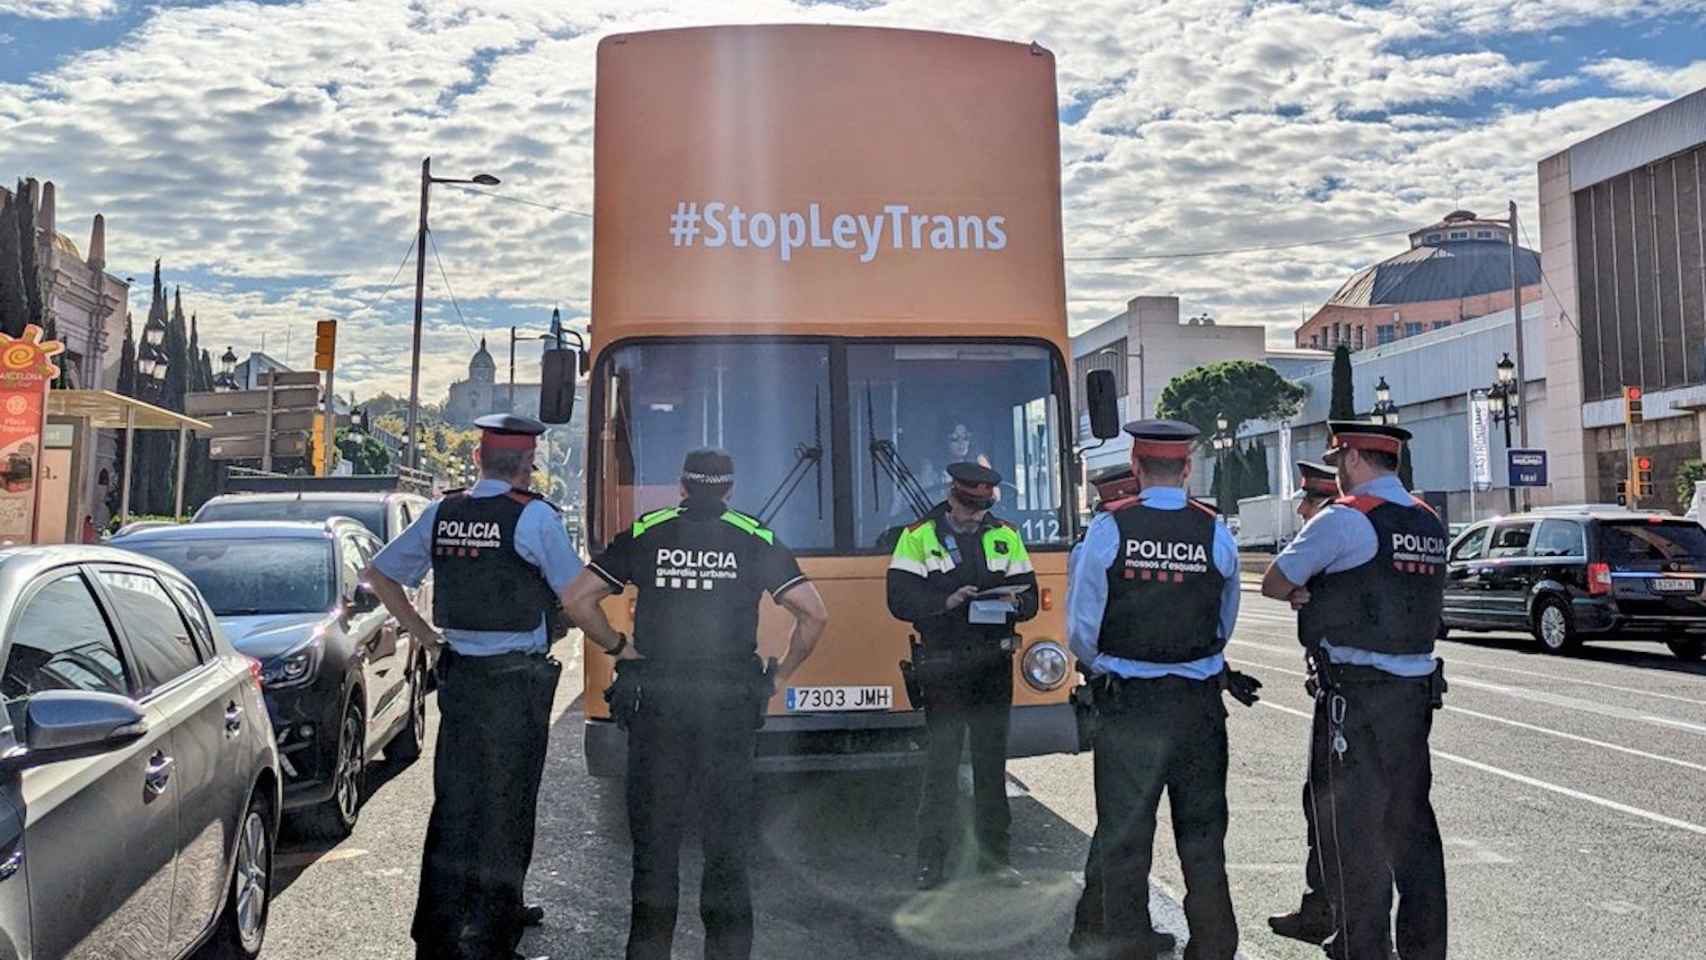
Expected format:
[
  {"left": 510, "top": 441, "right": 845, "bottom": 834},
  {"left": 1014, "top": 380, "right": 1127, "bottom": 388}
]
[
  {"left": 757, "top": 391, "right": 825, "bottom": 527},
  {"left": 865, "top": 382, "right": 934, "bottom": 521}
]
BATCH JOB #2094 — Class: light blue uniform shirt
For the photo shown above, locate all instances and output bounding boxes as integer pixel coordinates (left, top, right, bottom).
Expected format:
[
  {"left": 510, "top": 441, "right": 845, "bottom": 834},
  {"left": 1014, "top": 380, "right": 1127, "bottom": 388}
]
[
  {"left": 1274, "top": 473, "right": 1438, "bottom": 677},
  {"left": 372, "top": 479, "right": 582, "bottom": 656},
  {"left": 1067, "top": 486, "right": 1240, "bottom": 680}
]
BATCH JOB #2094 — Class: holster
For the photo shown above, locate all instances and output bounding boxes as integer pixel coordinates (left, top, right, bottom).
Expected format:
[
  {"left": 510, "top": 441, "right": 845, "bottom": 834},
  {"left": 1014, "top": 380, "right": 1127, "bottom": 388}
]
[
  {"left": 547, "top": 600, "right": 573, "bottom": 642},
  {"left": 1428, "top": 659, "right": 1448, "bottom": 710},
  {"left": 753, "top": 658, "right": 778, "bottom": 730},
  {"left": 1068, "top": 664, "right": 1100, "bottom": 751},
  {"left": 899, "top": 638, "right": 926, "bottom": 710}
]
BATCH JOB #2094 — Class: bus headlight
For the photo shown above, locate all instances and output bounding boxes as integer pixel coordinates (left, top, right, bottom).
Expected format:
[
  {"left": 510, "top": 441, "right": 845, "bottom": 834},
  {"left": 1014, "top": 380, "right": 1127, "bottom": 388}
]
[{"left": 1021, "top": 640, "right": 1069, "bottom": 691}]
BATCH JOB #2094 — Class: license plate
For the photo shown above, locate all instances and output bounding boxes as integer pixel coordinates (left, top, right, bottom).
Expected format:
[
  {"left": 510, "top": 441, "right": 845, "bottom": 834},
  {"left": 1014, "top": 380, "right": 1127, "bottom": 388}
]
[
  {"left": 1652, "top": 577, "right": 1697, "bottom": 593},
  {"left": 785, "top": 685, "right": 892, "bottom": 712}
]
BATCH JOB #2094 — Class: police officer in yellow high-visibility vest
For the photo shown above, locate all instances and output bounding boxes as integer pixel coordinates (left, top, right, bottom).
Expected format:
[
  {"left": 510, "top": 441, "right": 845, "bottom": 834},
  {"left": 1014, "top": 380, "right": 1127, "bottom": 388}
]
[{"left": 888, "top": 461, "right": 1039, "bottom": 891}]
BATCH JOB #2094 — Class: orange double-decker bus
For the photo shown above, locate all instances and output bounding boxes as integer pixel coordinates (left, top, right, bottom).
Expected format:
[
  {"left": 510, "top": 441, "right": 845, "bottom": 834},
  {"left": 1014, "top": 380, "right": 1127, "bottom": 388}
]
[{"left": 582, "top": 24, "right": 1097, "bottom": 775}]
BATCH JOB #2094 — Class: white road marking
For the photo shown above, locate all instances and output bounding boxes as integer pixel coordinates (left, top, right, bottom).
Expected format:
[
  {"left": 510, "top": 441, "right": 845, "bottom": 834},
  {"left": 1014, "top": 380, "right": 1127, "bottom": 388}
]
[
  {"left": 1254, "top": 700, "right": 1706, "bottom": 838},
  {"left": 1641, "top": 716, "right": 1706, "bottom": 734},
  {"left": 1227, "top": 654, "right": 1706, "bottom": 775},
  {"left": 276, "top": 847, "right": 369, "bottom": 868}
]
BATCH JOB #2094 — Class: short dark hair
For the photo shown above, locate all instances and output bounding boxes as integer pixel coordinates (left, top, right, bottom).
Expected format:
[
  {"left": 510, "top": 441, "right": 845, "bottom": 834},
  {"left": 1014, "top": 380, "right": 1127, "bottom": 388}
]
[
  {"left": 1362, "top": 449, "right": 1400, "bottom": 472},
  {"left": 682, "top": 447, "right": 735, "bottom": 501},
  {"left": 1134, "top": 455, "right": 1186, "bottom": 483},
  {"left": 480, "top": 446, "right": 533, "bottom": 481}
]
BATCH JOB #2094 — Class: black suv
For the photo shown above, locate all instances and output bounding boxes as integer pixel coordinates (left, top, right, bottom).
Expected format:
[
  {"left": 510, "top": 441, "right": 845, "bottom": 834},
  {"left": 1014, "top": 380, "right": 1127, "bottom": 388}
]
[{"left": 1442, "top": 507, "right": 1706, "bottom": 660}]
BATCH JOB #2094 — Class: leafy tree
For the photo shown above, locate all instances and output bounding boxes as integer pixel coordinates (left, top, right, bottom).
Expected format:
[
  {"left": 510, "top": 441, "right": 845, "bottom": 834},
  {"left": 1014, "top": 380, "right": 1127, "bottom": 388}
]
[
  {"left": 14, "top": 181, "right": 43, "bottom": 332},
  {"left": 337, "top": 428, "right": 393, "bottom": 475},
  {"left": 1676, "top": 460, "right": 1706, "bottom": 507},
  {"left": 1156, "top": 360, "right": 1308, "bottom": 444},
  {"left": 0, "top": 191, "right": 27, "bottom": 337},
  {"left": 1329, "top": 345, "right": 1355, "bottom": 420}
]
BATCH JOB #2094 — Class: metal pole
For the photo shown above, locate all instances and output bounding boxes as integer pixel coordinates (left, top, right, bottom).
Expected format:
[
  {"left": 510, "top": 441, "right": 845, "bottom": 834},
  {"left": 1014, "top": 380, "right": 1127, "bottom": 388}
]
[
  {"left": 509, "top": 326, "right": 517, "bottom": 413},
  {"left": 173, "top": 424, "right": 187, "bottom": 520},
  {"left": 262, "top": 373, "right": 276, "bottom": 473},
  {"left": 1503, "top": 410, "right": 1516, "bottom": 514},
  {"left": 1467, "top": 389, "right": 1475, "bottom": 524},
  {"left": 1624, "top": 421, "right": 1638, "bottom": 510},
  {"left": 120, "top": 408, "right": 135, "bottom": 524},
  {"left": 407, "top": 157, "right": 431, "bottom": 469},
  {"left": 1509, "top": 200, "right": 1532, "bottom": 510},
  {"left": 322, "top": 367, "right": 336, "bottom": 477}
]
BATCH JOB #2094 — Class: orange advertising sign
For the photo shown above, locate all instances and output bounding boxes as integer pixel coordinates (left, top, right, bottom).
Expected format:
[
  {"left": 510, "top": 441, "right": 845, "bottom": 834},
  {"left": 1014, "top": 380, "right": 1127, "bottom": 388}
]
[
  {"left": 0, "top": 325, "right": 64, "bottom": 544},
  {"left": 592, "top": 26, "right": 1066, "bottom": 340}
]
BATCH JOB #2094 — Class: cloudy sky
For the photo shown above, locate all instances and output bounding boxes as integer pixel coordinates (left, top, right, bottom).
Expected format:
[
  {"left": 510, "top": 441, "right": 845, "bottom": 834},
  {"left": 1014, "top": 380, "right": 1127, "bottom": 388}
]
[{"left": 3, "top": 0, "right": 1705, "bottom": 403}]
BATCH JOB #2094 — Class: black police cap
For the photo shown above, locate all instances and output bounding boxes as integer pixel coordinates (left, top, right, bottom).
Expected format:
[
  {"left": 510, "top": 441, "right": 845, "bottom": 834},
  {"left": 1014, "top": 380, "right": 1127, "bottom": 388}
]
[
  {"left": 1296, "top": 459, "right": 1337, "bottom": 497},
  {"left": 472, "top": 413, "right": 547, "bottom": 436},
  {"left": 682, "top": 448, "right": 735, "bottom": 485},
  {"left": 947, "top": 461, "right": 1002, "bottom": 486}
]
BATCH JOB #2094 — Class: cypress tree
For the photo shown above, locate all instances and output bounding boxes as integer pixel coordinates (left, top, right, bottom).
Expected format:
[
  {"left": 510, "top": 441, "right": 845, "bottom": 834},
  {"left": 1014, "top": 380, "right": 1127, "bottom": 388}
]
[
  {"left": 14, "top": 181, "right": 44, "bottom": 332},
  {"left": 0, "top": 192, "right": 27, "bottom": 337},
  {"left": 1329, "top": 344, "right": 1355, "bottom": 420},
  {"left": 152, "top": 288, "right": 191, "bottom": 514},
  {"left": 116, "top": 313, "right": 137, "bottom": 397}
]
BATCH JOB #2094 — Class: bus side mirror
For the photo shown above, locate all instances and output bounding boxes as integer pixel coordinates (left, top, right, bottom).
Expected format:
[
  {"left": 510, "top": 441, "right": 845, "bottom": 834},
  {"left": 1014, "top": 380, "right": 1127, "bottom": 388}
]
[
  {"left": 540, "top": 349, "right": 578, "bottom": 424},
  {"left": 1086, "top": 369, "right": 1121, "bottom": 440}
]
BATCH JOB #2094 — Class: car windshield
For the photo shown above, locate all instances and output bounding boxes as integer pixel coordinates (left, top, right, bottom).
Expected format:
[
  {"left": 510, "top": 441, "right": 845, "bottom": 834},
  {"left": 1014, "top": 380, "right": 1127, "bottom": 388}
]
[
  {"left": 198, "top": 499, "right": 387, "bottom": 538},
  {"left": 118, "top": 539, "right": 336, "bottom": 616},
  {"left": 1597, "top": 521, "right": 1706, "bottom": 565}
]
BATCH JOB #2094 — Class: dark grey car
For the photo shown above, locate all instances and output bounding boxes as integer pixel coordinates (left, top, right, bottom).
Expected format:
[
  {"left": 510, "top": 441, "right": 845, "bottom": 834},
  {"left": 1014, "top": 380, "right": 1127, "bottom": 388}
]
[{"left": 0, "top": 546, "right": 281, "bottom": 959}]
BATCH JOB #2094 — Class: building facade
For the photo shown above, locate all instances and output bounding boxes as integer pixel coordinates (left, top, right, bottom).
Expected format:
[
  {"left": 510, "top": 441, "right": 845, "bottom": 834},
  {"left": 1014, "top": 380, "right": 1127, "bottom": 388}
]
[
  {"left": 1, "top": 179, "right": 130, "bottom": 390},
  {"left": 442, "top": 337, "right": 546, "bottom": 426},
  {"left": 1295, "top": 211, "right": 1542, "bottom": 352},
  {"left": 1539, "top": 86, "right": 1706, "bottom": 512},
  {"left": 1071, "top": 295, "right": 1329, "bottom": 496}
]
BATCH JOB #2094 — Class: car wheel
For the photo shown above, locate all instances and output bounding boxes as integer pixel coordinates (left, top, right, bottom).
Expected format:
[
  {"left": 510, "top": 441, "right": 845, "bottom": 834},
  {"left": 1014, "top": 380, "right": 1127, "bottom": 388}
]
[
  {"left": 1533, "top": 596, "right": 1581, "bottom": 654},
  {"left": 1666, "top": 638, "right": 1706, "bottom": 661},
  {"left": 200, "top": 790, "right": 273, "bottom": 958},
  {"left": 387, "top": 655, "right": 428, "bottom": 764},
  {"left": 299, "top": 698, "right": 365, "bottom": 839}
]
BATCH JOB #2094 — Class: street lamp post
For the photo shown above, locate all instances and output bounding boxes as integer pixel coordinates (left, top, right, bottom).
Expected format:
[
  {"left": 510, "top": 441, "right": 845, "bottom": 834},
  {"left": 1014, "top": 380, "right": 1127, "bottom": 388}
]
[
  {"left": 216, "top": 346, "right": 238, "bottom": 390},
  {"left": 1371, "top": 376, "right": 1399, "bottom": 426},
  {"left": 407, "top": 157, "right": 500, "bottom": 469},
  {"left": 1488, "top": 353, "right": 1520, "bottom": 513},
  {"left": 1211, "top": 414, "right": 1234, "bottom": 510}
]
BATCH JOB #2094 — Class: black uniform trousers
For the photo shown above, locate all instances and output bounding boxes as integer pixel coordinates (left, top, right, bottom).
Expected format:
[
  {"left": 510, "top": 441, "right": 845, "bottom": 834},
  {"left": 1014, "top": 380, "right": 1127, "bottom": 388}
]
[
  {"left": 1312, "top": 666, "right": 1447, "bottom": 960},
  {"left": 1093, "top": 675, "right": 1237, "bottom": 960},
  {"left": 413, "top": 650, "right": 560, "bottom": 960},
  {"left": 916, "top": 652, "right": 1013, "bottom": 870},
  {"left": 625, "top": 669, "right": 763, "bottom": 960}
]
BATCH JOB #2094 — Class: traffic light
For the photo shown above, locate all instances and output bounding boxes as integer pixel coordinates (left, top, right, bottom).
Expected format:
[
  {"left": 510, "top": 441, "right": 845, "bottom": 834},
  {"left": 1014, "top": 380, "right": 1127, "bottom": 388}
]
[
  {"left": 313, "top": 319, "right": 337, "bottom": 372},
  {"left": 1616, "top": 479, "right": 1629, "bottom": 507},
  {"left": 1637, "top": 455, "right": 1655, "bottom": 498},
  {"left": 1623, "top": 385, "right": 1643, "bottom": 424}
]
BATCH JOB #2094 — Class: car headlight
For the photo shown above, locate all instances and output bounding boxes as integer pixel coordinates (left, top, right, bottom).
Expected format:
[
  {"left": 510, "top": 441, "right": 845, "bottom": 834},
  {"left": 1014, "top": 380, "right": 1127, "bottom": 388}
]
[
  {"left": 1021, "top": 640, "right": 1070, "bottom": 691},
  {"left": 262, "top": 638, "right": 323, "bottom": 689}
]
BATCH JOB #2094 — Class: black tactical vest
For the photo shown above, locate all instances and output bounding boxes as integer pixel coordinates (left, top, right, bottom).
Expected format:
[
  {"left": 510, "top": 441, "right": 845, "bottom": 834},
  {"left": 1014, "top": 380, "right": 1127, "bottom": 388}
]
[
  {"left": 1306, "top": 496, "right": 1448, "bottom": 656},
  {"left": 430, "top": 492, "right": 558, "bottom": 633},
  {"left": 1099, "top": 500, "right": 1225, "bottom": 663}
]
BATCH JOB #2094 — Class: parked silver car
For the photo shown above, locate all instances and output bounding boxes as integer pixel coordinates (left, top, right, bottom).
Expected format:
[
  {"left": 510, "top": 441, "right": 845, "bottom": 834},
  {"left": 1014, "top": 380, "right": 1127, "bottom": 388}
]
[{"left": 0, "top": 546, "right": 281, "bottom": 960}]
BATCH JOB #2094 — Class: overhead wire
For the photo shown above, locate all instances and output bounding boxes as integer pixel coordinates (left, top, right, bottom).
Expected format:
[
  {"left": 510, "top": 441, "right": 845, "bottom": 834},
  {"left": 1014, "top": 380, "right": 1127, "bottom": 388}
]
[
  {"left": 441, "top": 183, "right": 593, "bottom": 219},
  {"left": 426, "top": 228, "right": 482, "bottom": 348},
  {"left": 1518, "top": 217, "right": 1583, "bottom": 337},
  {"left": 345, "top": 233, "right": 418, "bottom": 318}
]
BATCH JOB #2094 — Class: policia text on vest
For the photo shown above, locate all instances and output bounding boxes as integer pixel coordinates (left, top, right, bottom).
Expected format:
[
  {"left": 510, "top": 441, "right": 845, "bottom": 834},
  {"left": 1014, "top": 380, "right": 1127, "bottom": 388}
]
[
  {"left": 564, "top": 448, "right": 830, "bottom": 960},
  {"left": 1262, "top": 421, "right": 1450, "bottom": 960}
]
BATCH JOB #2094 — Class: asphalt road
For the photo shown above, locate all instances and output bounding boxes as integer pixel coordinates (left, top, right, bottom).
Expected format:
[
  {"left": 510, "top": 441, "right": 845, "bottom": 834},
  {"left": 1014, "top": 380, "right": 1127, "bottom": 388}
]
[{"left": 260, "top": 588, "right": 1706, "bottom": 960}]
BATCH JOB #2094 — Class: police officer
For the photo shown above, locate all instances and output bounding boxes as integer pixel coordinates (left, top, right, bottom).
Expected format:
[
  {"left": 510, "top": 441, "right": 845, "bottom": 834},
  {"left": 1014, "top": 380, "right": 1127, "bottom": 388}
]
[
  {"left": 1268, "top": 459, "right": 1359, "bottom": 946},
  {"left": 889, "top": 461, "right": 1038, "bottom": 891},
  {"left": 563, "top": 449, "right": 829, "bottom": 960},
  {"left": 364, "top": 413, "right": 579, "bottom": 960},
  {"left": 1067, "top": 420, "right": 1255, "bottom": 960},
  {"left": 1261, "top": 422, "right": 1449, "bottom": 960}
]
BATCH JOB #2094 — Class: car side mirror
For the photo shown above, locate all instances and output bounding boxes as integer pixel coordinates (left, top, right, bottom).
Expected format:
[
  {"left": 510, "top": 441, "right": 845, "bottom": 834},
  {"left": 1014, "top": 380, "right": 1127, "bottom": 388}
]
[
  {"left": 540, "top": 349, "right": 578, "bottom": 424},
  {"left": 1085, "top": 369, "right": 1121, "bottom": 440},
  {"left": 350, "top": 582, "right": 382, "bottom": 614},
  {"left": 16, "top": 690, "right": 148, "bottom": 761}
]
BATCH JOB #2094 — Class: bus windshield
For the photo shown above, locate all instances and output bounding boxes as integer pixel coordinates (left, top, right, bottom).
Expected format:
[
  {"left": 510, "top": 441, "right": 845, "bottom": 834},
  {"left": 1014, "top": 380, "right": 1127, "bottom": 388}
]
[{"left": 598, "top": 340, "right": 1069, "bottom": 552}]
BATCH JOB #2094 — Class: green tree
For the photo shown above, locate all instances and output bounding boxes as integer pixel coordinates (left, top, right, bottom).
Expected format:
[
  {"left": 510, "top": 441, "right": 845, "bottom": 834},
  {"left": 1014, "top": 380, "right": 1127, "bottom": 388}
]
[
  {"left": 1329, "top": 345, "right": 1355, "bottom": 420},
  {"left": 0, "top": 191, "right": 27, "bottom": 337},
  {"left": 1243, "top": 440, "right": 1270, "bottom": 497},
  {"left": 116, "top": 314, "right": 137, "bottom": 397},
  {"left": 130, "top": 263, "right": 168, "bottom": 515},
  {"left": 1156, "top": 360, "right": 1308, "bottom": 445},
  {"left": 14, "top": 181, "right": 44, "bottom": 333},
  {"left": 337, "top": 428, "right": 393, "bottom": 475}
]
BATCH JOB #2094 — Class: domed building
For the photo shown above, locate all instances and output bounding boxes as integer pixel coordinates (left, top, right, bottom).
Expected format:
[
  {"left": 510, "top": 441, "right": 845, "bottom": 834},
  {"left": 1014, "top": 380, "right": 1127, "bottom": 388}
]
[
  {"left": 442, "top": 330, "right": 555, "bottom": 426},
  {"left": 1295, "top": 211, "right": 1542, "bottom": 351}
]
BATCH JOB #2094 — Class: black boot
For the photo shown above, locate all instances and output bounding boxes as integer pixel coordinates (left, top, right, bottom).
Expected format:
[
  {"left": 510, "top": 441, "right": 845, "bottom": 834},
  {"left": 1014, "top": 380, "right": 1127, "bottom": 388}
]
[{"left": 1267, "top": 903, "right": 1333, "bottom": 945}]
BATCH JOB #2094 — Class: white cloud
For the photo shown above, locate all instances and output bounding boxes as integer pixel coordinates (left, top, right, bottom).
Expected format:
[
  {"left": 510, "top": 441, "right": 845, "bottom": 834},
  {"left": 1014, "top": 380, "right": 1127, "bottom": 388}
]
[
  {"left": 0, "top": 0, "right": 119, "bottom": 18},
  {"left": 1582, "top": 57, "right": 1706, "bottom": 98},
  {"left": 1, "top": 0, "right": 1697, "bottom": 399}
]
